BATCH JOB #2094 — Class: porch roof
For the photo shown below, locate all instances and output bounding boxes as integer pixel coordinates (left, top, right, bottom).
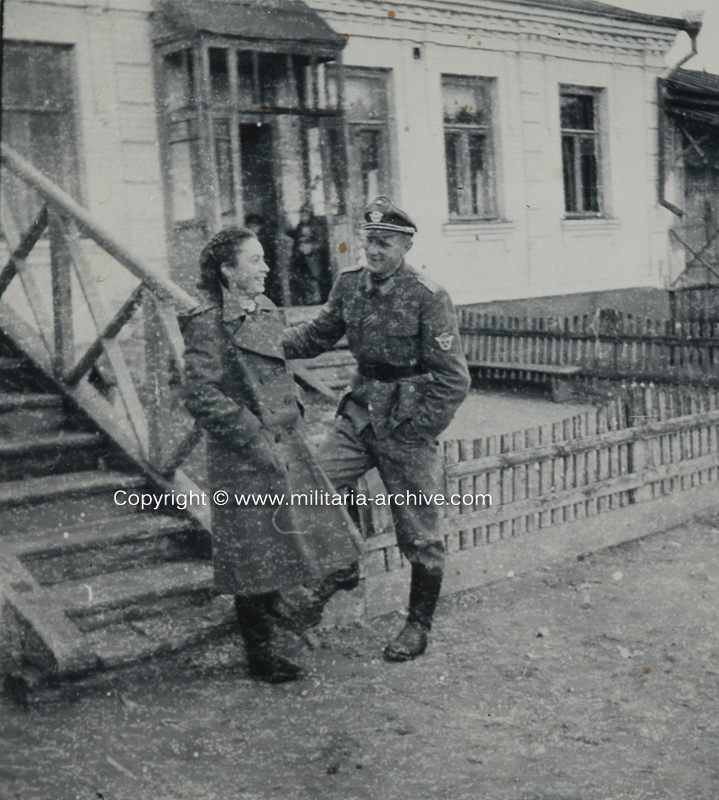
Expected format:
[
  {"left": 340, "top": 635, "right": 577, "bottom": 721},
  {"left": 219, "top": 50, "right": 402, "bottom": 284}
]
[
  {"left": 664, "top": 68, "right": 719, "bottom": 127},
  {"left": 152, "top": 0, "right": 345, "bottom": 51}
]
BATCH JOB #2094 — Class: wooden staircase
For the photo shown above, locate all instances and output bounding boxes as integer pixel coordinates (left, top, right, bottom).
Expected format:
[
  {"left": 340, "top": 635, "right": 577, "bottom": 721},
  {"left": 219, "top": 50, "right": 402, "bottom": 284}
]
[{"left": 0, "top": 337, "right": 235, "bottom": 690}]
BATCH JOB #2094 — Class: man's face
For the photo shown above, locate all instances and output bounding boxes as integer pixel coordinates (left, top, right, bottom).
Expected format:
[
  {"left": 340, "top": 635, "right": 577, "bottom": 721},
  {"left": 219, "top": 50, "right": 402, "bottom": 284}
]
[
  {"left": 361, "top": 231, "right": 412, "bottom": 277},
  {"left": 221, "top": 237, "right": 269, "bottom": 298}
]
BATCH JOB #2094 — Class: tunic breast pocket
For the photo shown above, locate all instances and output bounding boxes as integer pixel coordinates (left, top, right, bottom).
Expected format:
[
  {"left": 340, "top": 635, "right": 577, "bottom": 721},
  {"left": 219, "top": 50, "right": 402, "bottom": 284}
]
[{"left": 383, "top": 319, "right": 419, "bottom": 362}]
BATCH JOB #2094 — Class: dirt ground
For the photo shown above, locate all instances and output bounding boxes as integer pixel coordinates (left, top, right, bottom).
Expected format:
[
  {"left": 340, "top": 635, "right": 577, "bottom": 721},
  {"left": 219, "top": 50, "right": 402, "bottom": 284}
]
[{"left": 2, "top": 509, "right": 719, "bottom": 800}]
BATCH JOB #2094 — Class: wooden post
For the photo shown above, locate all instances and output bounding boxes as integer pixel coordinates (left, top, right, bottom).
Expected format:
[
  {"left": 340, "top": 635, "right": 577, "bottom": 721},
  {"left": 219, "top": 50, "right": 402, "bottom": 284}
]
[{"left": 48, "top": 209, "right": 74, "bottom": 375}]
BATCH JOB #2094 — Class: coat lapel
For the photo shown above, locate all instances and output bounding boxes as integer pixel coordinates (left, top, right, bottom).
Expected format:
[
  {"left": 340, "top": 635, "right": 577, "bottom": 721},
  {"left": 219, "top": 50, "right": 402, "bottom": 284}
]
[{"left": 226, "top": 296, "right": 284, "bottom": 360}]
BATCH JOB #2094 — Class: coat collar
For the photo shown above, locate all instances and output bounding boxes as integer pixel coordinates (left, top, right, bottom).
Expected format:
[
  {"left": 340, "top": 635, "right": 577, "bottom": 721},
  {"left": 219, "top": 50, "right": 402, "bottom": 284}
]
[{"left": 224, "top": 294, "right": 283, "bottom": 360}]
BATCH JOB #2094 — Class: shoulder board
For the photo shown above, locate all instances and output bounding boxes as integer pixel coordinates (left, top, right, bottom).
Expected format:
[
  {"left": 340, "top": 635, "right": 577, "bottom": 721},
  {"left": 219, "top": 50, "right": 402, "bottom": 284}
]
[
  {"left": 340, "top": 264, "right": 363, "bottom": 274},
  {"left": 414, "top": 272, "right": 439, "bottom": 294}
]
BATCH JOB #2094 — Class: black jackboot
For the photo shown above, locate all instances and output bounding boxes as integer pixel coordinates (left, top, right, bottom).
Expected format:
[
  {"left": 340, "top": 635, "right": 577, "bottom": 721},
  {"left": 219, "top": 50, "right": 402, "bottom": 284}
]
[
  {"left": 383, "top": 564, "right": 443, "bottom": 662},
  {"left": 235, "top": 594, "right": 305, "bottom": 683}
]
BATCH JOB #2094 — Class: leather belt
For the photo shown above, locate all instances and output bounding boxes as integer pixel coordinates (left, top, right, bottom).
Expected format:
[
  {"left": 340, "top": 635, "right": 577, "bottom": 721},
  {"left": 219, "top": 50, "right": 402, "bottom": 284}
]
[{"left": 357, "top": 362, "right": 424, "bottom": 382}]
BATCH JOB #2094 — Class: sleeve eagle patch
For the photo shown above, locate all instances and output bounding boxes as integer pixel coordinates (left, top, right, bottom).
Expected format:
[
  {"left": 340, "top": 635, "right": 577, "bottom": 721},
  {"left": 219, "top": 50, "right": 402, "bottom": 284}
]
[{"left": 434, "top": 332, "right": 454, "bottom": 351}]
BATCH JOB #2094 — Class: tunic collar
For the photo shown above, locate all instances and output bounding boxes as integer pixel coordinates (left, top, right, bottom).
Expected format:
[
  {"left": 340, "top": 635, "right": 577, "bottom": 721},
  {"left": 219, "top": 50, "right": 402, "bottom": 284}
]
[{"left": 362, "top": 261, "right": 404, "bottom": 296}]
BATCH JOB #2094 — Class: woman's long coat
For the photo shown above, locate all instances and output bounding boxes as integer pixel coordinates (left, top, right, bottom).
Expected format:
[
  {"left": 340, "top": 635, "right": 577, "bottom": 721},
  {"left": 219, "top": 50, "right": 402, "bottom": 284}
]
[{"left": 182, "top": 294, "right": 361, "bottom": 596}]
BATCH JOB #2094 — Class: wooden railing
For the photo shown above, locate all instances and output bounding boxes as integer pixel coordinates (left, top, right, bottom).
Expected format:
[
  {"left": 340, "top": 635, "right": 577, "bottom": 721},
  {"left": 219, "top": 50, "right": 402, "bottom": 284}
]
[
  {"left": 458, "top": 307, "right": 719, "bottom": 383},
  {"left": 0, "top": 144, "right": 205, "bottom": 502}
]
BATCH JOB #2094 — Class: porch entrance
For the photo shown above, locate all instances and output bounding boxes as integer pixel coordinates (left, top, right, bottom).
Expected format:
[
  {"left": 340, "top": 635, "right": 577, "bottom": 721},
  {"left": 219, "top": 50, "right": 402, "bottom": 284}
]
[{"left": 152, "top": 0, "right": 351, "bottom": 307}]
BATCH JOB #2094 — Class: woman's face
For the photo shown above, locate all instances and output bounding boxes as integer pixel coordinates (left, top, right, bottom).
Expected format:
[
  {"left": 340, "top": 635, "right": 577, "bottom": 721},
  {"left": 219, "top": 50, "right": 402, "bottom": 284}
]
[{"left": 221, "top": 237, "right": 269, "bottom": 298}]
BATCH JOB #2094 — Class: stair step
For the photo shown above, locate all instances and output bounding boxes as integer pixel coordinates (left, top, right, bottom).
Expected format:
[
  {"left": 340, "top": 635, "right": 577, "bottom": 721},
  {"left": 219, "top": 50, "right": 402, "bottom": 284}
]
[
  {"left": 0, "top": 357, "right": 44, "bottom": 392},
  {"left": 0, "top": 470, "right": 145, "bottom": 528},
  {"left": 54, "top": 560, "right": 214, "bottom": 620},
  {"left": 0, "top": 431, "right": 101, "bottom": 455},
  {"left": 0, "top": 356, "right": 29, "bottom": 371},
  {"left": 10, "top": 514, "right": 196, "bottom": 557},
  {"left": 0, "top": 393, "right": 62, "bottom": 412},
  {"left": 84, "top": 594, "right": 236, "bottom": 669},
  {"left": 11, "top": 514, "right": 204, "bottom": 585},
  {"left": 0, "top": 431, "right": 105, "bottom": 480},
  {"left": 0, "top": 393, "right": 66, "bottom": 435}
]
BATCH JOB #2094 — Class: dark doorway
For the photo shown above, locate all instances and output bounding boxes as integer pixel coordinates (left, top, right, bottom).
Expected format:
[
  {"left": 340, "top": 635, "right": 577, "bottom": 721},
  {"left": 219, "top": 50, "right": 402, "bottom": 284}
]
[{"left": 239, "top": 122, "right": 285, "bottom": 305}]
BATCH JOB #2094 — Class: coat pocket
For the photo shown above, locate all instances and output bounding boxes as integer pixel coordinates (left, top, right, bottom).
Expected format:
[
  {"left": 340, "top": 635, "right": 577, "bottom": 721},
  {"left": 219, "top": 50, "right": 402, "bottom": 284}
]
[{"left": 392, "top": 377, "right": 422, "bottom": 424}]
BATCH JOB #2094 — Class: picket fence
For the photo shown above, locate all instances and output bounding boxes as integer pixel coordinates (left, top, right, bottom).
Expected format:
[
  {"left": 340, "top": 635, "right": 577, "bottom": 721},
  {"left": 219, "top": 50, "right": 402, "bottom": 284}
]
[
  {"left": 359, "top": 383, "right": 719, "bottom": 614},
  {"left": 457, "top": 308, "right": 719, "bottom": 384}
]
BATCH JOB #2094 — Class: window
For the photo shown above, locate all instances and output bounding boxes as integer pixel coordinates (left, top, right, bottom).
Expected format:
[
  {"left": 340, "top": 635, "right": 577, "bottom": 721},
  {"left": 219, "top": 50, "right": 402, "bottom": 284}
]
[
  {"left": 442, "top": 76, "right": 497, "bottom": 219},
  {"left": 342, "top": 68, "right": 393, "bottom": 218},
  {"left": 560, "top": 87, "right": 603, "bottom": 216},
  {"left": 1, "top": 42, "right": 81, "bottom": 230}
]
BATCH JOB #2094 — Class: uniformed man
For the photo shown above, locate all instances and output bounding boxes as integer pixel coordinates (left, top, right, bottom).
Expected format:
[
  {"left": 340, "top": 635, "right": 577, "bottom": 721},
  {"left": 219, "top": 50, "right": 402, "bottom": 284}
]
[{"left": 282, "top": 196, "right": 470, "bottom": 661}]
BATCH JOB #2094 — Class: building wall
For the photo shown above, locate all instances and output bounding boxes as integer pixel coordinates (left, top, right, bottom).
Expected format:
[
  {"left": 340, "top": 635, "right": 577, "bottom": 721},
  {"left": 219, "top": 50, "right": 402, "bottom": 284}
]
[
  {"left": 3, "top": 0, "right": 687, "bottom": 307},
  {"left": 307, "top": 0, "right": 687, "bottom": 304},
  {"left": 3, "top": 0, "right": 166, "bottom": 278}
]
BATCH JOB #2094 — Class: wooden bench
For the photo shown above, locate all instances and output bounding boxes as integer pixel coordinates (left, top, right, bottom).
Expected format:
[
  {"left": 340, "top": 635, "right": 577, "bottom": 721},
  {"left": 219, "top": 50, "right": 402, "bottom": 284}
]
[{"left": 467, "top": 360, "right": 583, "bottom": 401}]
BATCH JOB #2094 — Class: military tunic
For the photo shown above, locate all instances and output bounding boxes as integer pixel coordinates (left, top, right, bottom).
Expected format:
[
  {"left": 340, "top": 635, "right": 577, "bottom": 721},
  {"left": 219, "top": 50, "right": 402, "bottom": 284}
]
[
  {"left": 182, "top": 294, "right": 360, "bottom": 596},
  {"left": 283, "top": 261, "right": 470, "bottom": 574}
]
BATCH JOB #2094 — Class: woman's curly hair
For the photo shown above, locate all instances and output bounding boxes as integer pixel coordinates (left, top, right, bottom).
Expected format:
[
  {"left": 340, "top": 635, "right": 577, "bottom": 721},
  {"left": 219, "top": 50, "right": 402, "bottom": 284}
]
[{"left": 197, "top": 226, "right": 257, "bottom": 300}]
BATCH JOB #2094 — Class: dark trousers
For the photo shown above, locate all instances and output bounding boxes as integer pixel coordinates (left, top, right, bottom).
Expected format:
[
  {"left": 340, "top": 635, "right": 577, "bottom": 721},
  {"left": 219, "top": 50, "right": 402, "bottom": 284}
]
[{"left": 317, "top": 417, "right": 445, "bottom": 575}]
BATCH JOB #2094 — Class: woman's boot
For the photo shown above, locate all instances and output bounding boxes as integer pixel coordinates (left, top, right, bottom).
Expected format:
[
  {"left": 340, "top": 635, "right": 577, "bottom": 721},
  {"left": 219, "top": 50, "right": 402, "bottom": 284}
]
[
  {"left": 268, "top": 562, "right": 360, "bottom": 632},
  {"left": 235, "top": 594, "right": 305, "bottom": 683}
]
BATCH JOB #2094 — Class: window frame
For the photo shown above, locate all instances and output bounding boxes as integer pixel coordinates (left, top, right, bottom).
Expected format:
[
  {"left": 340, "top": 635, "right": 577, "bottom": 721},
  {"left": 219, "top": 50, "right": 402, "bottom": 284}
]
[
  {"left": 342, "top": 66, "right": 395, "bottom": 221},
  {"left": 559, "top": 85, "right": 606, "bottom": 219},
  {"left": 155, "top": 39, "right": 346, "bottom": 230},
  {"left": 1, "top": 40, "right": 84, "bottom": 229},
  {"left": 441, "top": 74, "right": 499, "bottom": 222}
]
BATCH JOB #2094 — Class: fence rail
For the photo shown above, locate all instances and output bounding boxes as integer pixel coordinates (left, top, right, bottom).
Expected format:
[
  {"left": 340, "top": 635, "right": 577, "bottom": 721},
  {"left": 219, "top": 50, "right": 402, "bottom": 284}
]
[
  {"left": 458, "top": 308, "right": 719, "bottom": 383},
  {"left": 363, "top": 384, "right": 719, "bottom": 589}
]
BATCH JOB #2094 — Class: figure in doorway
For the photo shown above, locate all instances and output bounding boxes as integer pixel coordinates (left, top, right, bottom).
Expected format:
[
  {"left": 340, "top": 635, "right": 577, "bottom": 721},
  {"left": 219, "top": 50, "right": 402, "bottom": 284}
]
[{"left": 288, "top": 203, "right": 332, "bottom": 306}]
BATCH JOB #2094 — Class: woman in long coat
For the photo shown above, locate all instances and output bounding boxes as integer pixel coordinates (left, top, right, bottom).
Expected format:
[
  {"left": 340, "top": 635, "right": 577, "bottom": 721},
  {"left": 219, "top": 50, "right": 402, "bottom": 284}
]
[{"left": 181, "top": 227, "right": 360, "bottom": 683}]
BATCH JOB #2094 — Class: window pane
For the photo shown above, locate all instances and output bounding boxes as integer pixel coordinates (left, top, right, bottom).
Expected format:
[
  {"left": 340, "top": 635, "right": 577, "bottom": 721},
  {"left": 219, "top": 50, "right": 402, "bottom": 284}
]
[
  {"left": 236, "top": 51, "right": 255, "bottom": 107},
  {"left": 443, "top": 80, "right": 488, "bottom": 126},
  {"left": 258, "top": 52, "right": 298, "bottom": 108},
  {"left": 322, "top": 124, "right": 347, "bottom": 216},
  {"left": 209, "top": 48, "right": 230, "bottom": 105},
  {"left": 444, "top": 132, "right": 461, "bottom": 215},
  {"left": 324, "top": 61, "right": 339, "bottom": 109},
  {"left": 579, "top": 137, "right": 599, "bottom": 212},
  {"left": 345, "top": 75, "right": 386, "bottom": 122},
  {"left": 214, "top": 120, "right": 235, "bottom": 217},
  {"left": 357, "top": 129, "right": 381, "bottom": 204},
  {"left": 3, "top": 46, "right": 31, "bottom": 106},
  {"left": 292, "top": 56, "right": 310, "bottom": 109},
  {"left": 562, "top": 135, "right": 577, "bottom": 212},
  {"left": 163, "top": 50, "right": 194, "bottom": 111},
  {"left": 468, "top": 133, "right": 490, "bottom": 216},
  {"left": 2, "top": 43, "right": 80, "bottom": 229},
  {"left": 32, "top": 46, "right": 69, "bottom": 109},
  {"left": 560, "top": 94, "right": 594, "bottom": 131},
  {"left": 2, "top": 113, "right": 42, "bottom": 229},
  {"left": 169, "top": 139, "right": 195, "bottom": 222}
]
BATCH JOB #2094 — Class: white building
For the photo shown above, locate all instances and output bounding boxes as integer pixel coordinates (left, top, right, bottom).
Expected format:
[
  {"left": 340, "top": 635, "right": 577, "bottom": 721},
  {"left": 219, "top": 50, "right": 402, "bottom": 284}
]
[{"left": 1, "top": 0, "right": 699, "bottom": 307}]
